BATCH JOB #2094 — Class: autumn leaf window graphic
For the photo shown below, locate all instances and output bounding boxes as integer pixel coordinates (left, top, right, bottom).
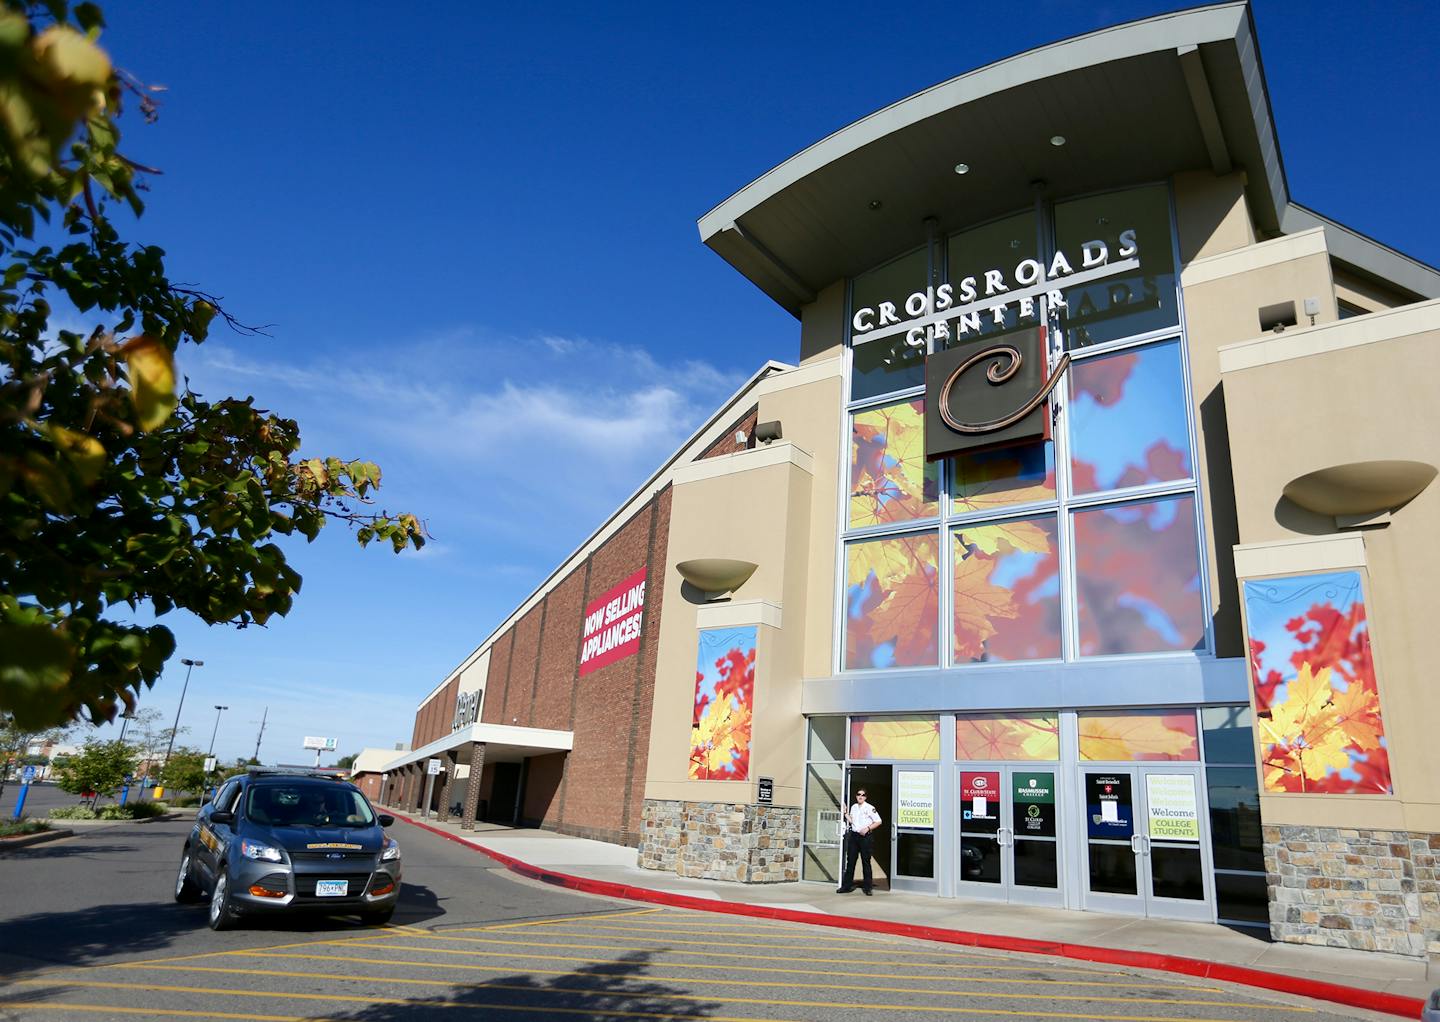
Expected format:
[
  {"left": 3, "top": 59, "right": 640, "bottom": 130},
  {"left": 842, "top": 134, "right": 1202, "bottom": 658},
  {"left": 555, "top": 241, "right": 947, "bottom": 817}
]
[
  {"left": 1242, "top": 572, "right": 1391, "bottom": 795},
  {"left": 689, "top": 627, "right": 757, "bottom": 781}
]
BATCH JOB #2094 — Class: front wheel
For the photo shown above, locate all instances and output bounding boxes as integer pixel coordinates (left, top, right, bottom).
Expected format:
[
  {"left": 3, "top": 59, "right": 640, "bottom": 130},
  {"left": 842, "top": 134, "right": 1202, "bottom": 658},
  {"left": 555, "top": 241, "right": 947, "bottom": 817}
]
[
  {"left": 174, "top": 848, "right": 201, "bottom": 903},
  {"left": 208, "top": 870, "right": 238, "bottom": 930},
  {"left": 359, "top": 907, "right": 395, "bottom": 926}
]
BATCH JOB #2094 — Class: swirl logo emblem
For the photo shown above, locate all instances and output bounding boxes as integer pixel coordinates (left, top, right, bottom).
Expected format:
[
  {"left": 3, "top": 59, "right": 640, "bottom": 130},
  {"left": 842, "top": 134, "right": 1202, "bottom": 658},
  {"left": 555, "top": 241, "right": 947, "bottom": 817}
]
[{"left": 924, "top": 326, "right": 1068, "bottom": 459}]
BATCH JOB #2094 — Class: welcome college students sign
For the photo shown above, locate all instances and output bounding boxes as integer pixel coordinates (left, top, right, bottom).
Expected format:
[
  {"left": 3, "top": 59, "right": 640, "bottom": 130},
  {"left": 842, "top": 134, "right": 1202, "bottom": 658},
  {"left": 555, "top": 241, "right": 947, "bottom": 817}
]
[{"left": 579, "top": 568, "right": 647, "bottom": 676}]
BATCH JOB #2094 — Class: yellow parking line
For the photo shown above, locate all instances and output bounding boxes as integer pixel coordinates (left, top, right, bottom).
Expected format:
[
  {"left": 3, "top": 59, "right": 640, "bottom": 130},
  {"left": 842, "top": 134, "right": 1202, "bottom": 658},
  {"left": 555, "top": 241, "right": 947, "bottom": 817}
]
[
  {"left": 10, "top": 980, "right": 805, "bottom": 1022},
  {"left": 119, "top": 962, "right": 1312, "bottom": 1011},
  {"left": 7, "top": 979, "right": 1306, "bottom": 1022},
  {"left": 232, "top": 949, "right": 1221, "bottom": 991},
  {"left": 480, "top": 907, "right": 662, "bottom": 930},
  {"left": 119, "top": 929, "right": 399, "bottom": 968},
  {"left": 458, "top": 925, "right": 1007, "bottom": 958},
  {"left": 0, "top": 1005, "right": 301, "bottom": 1021},
  {"left": 515, "top": 921, "right": 1029, "bottom": 949},
  {"left": 338, "top": 931, "right": 1103, "bottom": 970}
]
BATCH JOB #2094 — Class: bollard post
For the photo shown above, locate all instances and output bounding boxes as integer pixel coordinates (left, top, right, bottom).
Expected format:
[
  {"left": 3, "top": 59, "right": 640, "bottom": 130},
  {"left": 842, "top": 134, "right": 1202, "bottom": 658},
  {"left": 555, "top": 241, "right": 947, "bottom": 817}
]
[
  {"left": 12, "top": 783, "right": 28, "bottom": 820},
  {"left": 119, "top": 783, "right": 130, "bottom": 806}
]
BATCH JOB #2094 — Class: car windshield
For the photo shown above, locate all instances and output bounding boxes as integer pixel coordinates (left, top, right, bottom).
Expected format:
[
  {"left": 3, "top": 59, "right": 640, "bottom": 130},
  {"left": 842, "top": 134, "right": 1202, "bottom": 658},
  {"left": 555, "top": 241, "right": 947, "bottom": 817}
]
[{"left": 244, "top": 784, "right": 375, "bottom": 828}]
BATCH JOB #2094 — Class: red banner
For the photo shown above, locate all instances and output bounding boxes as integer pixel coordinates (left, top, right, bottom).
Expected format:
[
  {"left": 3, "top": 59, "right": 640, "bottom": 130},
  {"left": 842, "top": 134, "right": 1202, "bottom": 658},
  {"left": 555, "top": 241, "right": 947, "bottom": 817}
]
[{"left": 578, "top": 568, "right": 647, "bottom": 676}]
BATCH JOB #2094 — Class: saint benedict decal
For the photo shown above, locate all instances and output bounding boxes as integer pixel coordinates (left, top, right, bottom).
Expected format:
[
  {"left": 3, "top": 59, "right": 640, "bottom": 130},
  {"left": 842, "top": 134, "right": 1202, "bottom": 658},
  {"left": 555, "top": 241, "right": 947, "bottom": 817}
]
[{"left": 923, "top": 325, "right": 1067, "bottom": 460}]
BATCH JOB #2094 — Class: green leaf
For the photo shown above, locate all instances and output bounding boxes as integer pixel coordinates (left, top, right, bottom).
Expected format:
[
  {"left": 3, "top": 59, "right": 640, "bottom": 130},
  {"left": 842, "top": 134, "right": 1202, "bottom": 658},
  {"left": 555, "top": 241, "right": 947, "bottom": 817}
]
[
  {"left": 121, "top": 334, "right": 176, "bottom": 430},
  {"left": 0, "top": 623, "right": 77, "bottom": 730}
]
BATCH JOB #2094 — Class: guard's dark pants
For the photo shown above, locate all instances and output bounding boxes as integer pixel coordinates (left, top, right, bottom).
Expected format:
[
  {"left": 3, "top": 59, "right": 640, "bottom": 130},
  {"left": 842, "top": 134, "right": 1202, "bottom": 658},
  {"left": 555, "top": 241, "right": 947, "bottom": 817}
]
[{"left": 840, "top": 829, "right": 875, "bottom": 892}]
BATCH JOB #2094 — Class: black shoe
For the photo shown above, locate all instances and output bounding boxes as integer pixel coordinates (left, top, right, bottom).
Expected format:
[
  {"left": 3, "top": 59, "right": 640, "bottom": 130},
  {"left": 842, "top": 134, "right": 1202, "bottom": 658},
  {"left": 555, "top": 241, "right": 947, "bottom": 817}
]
[
  {"left": 863, "top": 888, "right": 873, "bottom": 896},
  {"left": 835, "top": 886, "right": 853, "bottom": 894}
]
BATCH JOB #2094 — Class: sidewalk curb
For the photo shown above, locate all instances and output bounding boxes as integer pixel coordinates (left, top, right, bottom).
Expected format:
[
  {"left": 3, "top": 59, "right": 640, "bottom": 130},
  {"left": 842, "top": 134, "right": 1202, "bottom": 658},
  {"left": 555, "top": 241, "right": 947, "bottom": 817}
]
[
  {"left": 0, "top": 827, "right": 73, "bottom": 852},
  {"left": 392, "top": 810, "right": 1425, "bottom": 1020}
]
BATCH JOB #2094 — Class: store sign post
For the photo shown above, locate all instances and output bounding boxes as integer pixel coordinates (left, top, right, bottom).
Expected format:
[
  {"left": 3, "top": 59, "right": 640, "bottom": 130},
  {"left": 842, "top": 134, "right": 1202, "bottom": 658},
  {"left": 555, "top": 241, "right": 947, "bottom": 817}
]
[
  {"left": 961, "top": 771, "right": 1000, "bottom": 831},
  {"left": 579, "top": 568, "right": 647, "bottom": 676},
  {"left": 1012, "top": 772, "right": 1056, "bottom": 837},
  {"left": 1145, "top": 773, "right": 1200, "bottom": 841},
  {"left": 897, "top": 770, "right": 935, "bottom": 828},
  {"left": 1086, "top": 773, "right": 1134, "bottom": 838}
]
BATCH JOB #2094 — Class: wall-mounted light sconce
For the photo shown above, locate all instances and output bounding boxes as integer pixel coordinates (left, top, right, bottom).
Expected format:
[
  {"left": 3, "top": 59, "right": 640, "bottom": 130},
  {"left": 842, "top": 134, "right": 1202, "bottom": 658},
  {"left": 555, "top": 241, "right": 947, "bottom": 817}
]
[
  {"left": 675, "top": 558, "right": 758, "bottom": 600},
  {"left": 1283, "top": 460, "right": 1436, "bottom": 528}
]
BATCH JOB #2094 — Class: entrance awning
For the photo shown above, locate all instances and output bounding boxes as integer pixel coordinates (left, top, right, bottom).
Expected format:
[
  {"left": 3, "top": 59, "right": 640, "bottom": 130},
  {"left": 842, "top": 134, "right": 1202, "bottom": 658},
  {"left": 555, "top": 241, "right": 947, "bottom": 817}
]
[{"left": 379, "top": 723, "right": 573, "bottom": 773}]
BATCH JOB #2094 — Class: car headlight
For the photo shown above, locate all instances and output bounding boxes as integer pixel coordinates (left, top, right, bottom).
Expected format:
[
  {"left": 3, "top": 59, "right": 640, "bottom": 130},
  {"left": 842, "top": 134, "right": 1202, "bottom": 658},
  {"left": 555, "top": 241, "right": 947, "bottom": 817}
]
[
  {"left": 240, "top": 838, "right": 284, "bottom": 863},
  {"left": 380, "top": 838, "right": 400, "bottom": 862}
]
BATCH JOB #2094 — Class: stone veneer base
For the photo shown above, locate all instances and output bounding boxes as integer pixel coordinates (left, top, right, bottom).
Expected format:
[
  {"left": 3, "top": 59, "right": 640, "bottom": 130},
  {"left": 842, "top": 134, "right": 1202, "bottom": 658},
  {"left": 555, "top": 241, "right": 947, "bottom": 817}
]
[
  {"left": 1265, "top": 823, "right": 1440, "bottom": 959},
  {"left": 639, "top": 798, "right": 800, "bottom": 883}
]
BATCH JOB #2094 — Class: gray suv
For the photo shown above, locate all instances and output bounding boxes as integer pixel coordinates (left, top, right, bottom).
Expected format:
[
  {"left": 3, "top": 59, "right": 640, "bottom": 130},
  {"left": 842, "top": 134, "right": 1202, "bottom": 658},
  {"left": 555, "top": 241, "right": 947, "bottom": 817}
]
[{"left": 175, "top": 769, "right": 401, "bottom": 930}]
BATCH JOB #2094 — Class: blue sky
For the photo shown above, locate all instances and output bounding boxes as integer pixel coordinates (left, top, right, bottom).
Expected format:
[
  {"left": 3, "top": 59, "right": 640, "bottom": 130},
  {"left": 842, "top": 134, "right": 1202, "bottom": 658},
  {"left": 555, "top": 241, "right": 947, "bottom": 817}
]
[{"left": 78, "top": 2, "right": 1440, "bottom": 764}]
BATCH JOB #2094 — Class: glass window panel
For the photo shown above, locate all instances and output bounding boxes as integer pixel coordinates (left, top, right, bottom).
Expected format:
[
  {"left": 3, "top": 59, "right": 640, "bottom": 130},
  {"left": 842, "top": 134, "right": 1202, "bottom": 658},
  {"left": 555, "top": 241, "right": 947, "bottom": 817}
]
[
  {"left": 807, "top": 717, "right": 846, "bottom": 762},
  {"left": 1054, "top": 184, "right": 1178, "bottom": 349},
  {"left": 845, "top": 534, "right": 939, "bottom": 670},
  {"left": 1013, "top": 840, "right": 1059, "bottom": 888},
  {"left": 1206, "top": 766, "right": 1264, "bottom": 872},
  {"left": 803, "top": 763, "right": 844, "bottom": 844},
  {"left": 1150, "top": 844, "right": 1205, "bottom": 900},
  {"left": 1078, "top": 710, "right": 1199, "bottom": 761},
  {"left": 944, "top": 211, "right": 1042, "bottom": 346},
  {"left": 955, "top": 713, "right": 1060, "bottom": 760},
  {"left": 1242, "top": 570, "right": 1392, "bottom": 795},
  {"left": 1068, "top": 341, "right": 1191, "bottom": 495},
  {"left": 850, "top": 399, "right": 939, "bottom": 527},
  {"left": 802, "top": 845, "right": 840, "bottom": 883},
  {"left": 849, "top": 716, "right": 941, "bottom": 760},
  {"left": 1087, "top": 842, "right": 1137, "bottom": 895},
  {"left": 1074, "top": 494, "right": 1205, "bottom": 656},
  {"left": 851, "top": 335, "right": 926, "bottom": 401},
  {"left": 852, "top": 246, "right": 928, "bottom": 327},
  {"left": 896, "top": 832, "right": 935, "bottom": 878},
  {"left": 1201, "top": 706, "right": 1255, "bottom": 765},
  {"left": 952, "top": 441, "right": 1056, "bottom": 514},
  {"left": 1215, "top": 872, "right": 1270, "bottom": 924},
  {"left": 961, "top": 835, "right": 1002, "bottom": 883},
  {"left": 953, "top": 518, "right": 1061, "bottom": 663}
]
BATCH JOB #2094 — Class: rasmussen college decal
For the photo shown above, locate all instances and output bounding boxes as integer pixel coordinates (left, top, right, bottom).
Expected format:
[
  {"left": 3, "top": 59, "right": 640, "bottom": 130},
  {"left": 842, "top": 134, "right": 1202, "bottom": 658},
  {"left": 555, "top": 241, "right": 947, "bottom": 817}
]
[{"left": 851, "top": 231, "right": 1140, "bottom": 460}]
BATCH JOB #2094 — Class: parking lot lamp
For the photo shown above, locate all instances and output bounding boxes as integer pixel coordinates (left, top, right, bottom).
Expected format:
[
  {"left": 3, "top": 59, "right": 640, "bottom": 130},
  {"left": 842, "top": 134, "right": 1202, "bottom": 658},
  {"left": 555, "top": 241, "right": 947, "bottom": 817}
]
[
  {"left": 160, "top": 658, "right": 203, "bottom": 785},
  {"left": 207, "top": 705, "right": 229, "bottom": 759}
]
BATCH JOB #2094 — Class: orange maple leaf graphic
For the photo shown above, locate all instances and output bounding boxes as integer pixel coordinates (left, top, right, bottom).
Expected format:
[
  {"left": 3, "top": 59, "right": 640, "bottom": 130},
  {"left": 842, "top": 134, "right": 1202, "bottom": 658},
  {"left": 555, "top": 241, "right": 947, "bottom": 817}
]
[
  {"left": 955, "top": 715, "right": 1059, "bottom": 760},
  {"left": 849, "top": 400, "right": 937, "bottom": 528},
  {"left": 852, "top": 718, "right": 940, "bottom": 760},
  {"left": 1257, "top": 659, "right": 1389, "bottom": 794},
  {"left": 952, "top": 551, "right": 1017, "bottom": 662},
  {"left": 689, "top": 694, "right": 753, "bottom": 780},
  {"left": 847, "top": 534, "right": 939, "bottom": 668}
]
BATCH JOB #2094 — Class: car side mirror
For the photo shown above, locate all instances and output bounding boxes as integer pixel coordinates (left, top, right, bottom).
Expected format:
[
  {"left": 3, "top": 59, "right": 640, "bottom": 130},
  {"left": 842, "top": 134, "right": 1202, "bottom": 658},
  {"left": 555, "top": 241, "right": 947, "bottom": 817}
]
[
  {"left": 210, "top": 810, "right": 235, "bottom": 825},
  {"left": 378, "top": 814, "right": 394, "bottom": 828}
]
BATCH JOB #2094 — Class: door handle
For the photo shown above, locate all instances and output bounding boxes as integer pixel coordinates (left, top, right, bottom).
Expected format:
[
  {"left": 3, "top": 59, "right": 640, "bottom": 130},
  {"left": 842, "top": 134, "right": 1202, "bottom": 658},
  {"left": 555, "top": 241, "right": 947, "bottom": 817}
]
[
  {"left": 1140, "top": 834, "right": 1152, "bottom": 856},
  {"left": 1130, "top": 834, "right": 1141, "bottom": 854}
]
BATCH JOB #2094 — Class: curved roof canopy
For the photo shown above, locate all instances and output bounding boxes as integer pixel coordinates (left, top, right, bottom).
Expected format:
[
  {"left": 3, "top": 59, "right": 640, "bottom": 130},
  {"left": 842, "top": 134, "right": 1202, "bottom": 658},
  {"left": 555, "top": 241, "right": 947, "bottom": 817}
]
[{"left": 700, "top": 3, "right": 1439, "bottom": 316}]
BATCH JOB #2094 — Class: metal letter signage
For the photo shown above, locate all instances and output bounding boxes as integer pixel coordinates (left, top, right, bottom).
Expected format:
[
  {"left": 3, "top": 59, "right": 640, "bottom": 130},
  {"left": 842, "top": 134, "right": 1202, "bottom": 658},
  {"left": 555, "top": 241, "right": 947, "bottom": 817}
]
[
  {"left": 452, "top": 688, "right": 481, "bottom": 732},
  {"left": 924, "top": 326, "right": 1068, "bottom": 460}
]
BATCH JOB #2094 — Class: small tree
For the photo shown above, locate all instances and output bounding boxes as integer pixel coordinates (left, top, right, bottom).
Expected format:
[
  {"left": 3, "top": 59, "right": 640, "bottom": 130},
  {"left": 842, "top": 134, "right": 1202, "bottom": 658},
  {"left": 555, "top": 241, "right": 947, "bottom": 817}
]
[
  {"left": 0, "top": 711, "right": 66, "bottom": 804},
  {"left": 54, "top": 738, "right": 136, "bottom": 800},
  {"left": 334, "top": 753, "right": 357, "bottom": 770},
  {"left": 157, "top": 746, "right": 205, "bottom": 797}
]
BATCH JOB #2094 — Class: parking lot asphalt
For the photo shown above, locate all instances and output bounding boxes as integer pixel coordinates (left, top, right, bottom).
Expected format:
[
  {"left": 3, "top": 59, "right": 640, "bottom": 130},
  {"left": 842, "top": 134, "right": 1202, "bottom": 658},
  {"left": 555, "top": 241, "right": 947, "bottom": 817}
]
[{"left": 0, "top": 815, "right": 1388, "bottom": 1021}]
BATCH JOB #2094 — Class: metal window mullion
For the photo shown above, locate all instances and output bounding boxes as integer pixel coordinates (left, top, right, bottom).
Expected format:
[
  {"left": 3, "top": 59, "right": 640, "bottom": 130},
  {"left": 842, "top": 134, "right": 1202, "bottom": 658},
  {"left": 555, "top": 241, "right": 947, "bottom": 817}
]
[
  {"left": 1065, "top": 324, "right": 1181, "bottom": 361},
  {"left": 835, "top": 280, "right": 857, "bottom": 677},
  {"left": 1065, "top": 478, "right": 1197, "bottom": 511},
  {"left": 846, "top": 384, "right": 926, "bottom": 415}
]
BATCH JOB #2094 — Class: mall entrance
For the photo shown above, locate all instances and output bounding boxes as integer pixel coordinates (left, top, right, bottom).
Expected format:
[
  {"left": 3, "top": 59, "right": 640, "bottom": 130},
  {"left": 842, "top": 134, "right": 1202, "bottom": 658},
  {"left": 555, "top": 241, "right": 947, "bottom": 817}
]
[
  {"left": 843, "top": 763, "right": 940, "bottom": 894},
  {"left": 955, "top": 763, "right": 1063, "bottom": 908},
  {"left": 1080, "top": 763, "right": 1212, "bottom": 921}
]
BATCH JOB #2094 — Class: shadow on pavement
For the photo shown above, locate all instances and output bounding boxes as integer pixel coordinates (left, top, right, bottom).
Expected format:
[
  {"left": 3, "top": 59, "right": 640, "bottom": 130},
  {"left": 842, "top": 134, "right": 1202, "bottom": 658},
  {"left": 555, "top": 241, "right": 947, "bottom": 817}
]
[
  {"left": 0, "top": 841, "right": 139, "bottom": 860},
  {"left": 324, "top": 949, "right": 723, "bottom": 1020}
]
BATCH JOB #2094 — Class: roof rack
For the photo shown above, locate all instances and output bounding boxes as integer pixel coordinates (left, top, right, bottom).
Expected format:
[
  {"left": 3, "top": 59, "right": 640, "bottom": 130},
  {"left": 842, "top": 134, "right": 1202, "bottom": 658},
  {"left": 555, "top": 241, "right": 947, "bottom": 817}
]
[{"left": 245, "top": 766, "right": 346, "bottom": 780}]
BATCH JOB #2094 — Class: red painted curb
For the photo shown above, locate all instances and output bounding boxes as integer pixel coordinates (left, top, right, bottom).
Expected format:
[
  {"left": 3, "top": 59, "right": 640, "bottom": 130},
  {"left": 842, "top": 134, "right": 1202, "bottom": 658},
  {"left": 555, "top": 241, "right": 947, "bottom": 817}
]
[{"left": 392, "top": 811, "right": 1426, "bottom": 1019}]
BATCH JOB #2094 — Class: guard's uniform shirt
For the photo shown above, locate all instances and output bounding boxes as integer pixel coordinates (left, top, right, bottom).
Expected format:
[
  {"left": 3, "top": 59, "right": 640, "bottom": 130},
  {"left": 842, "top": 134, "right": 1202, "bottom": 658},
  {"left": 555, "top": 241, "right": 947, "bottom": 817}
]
[{"left": 846, "top": 802, "right": 882, "bottom": 834}]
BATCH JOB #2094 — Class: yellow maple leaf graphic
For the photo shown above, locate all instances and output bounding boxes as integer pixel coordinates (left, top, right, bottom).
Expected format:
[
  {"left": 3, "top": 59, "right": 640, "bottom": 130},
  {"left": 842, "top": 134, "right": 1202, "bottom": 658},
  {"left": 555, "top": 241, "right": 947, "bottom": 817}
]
[
  {"left": 959, "top": 520, "right": 1051, "bottom": 557},
  {"left": 855, "top": 719, "right": 940, "bottom": 760},
  {"left": 955, "top": 715, "right": 1059, "bottom": 760},
  {"left": 689, "top": 695, "right": 752, "bottom": 779},
  {"left": 848, "top": 400, "right": 936, "bottom": 528},
  {"left": 1078, "top": 714, "right": 1197, "bottom": 761},
  {"left": 952, "top": 551, "right": 1017, "bottom": 661}
]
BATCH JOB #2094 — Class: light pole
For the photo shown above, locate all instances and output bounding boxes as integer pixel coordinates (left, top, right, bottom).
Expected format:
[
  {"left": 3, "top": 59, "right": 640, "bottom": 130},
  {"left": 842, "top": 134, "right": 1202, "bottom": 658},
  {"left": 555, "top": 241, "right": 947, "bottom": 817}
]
[
  {"left": 116, "top": 710, "right": 135, "bottom": 744},
  {"left": 159, "top": 658, "right": 203, "bottom": 793},
  {"left": 206, "top": 705, "right": 228, "bottom": 759}
]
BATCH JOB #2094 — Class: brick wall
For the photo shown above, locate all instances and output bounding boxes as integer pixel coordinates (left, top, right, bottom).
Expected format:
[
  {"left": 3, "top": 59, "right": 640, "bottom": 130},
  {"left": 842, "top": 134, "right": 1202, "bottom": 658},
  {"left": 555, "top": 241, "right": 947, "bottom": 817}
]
[
  {"left": 698, "top": 405, "right": 757, "bottom": 460},
  {"left": 403, "top": 486, "right": 671, "bottom": 848}
]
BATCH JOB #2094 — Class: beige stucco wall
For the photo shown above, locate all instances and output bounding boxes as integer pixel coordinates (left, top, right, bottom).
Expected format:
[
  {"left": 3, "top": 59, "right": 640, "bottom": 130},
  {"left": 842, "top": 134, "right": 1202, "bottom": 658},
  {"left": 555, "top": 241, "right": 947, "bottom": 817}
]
[
  {"left": 1220, "top": 305, "right": 1440, "bottom": 830},
  {"left": 643, "top": 362, "right": 843, "bottom": 809}
]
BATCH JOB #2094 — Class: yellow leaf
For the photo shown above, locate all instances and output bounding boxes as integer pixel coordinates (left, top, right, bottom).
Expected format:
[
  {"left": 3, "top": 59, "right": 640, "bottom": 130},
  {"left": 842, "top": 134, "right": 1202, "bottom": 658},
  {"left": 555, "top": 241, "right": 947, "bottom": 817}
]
[
  {"left": 44, "top": 424, "right": 104, "bottom": 485},
  {"left": 960, "top": 520, "right": 1051, "bottom": 557},
  {"left": 854, "top": 719, "right": 940, "bottom": 760},
  {"left": 33, "top": 26, "right": 113, "bottom": 89},
  {"left": 952, "top": 552, "right": 1016, "bottom": 660},
  {"left": 1329, "top": 680, "right": 1384, "bottom": 750},
  {"left": 121, "top": 336, "right": 175, "bottom": 431},
  {"left": 1078, "top": 713, "right": 1197, "bottom": 761}
]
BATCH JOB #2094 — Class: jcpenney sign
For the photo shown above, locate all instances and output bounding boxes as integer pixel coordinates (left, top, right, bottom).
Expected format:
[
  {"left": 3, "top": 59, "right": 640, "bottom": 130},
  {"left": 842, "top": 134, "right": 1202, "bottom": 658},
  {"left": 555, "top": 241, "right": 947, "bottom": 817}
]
[{"left": 852, "top": 231, "right": 1139, "bottom": 350}]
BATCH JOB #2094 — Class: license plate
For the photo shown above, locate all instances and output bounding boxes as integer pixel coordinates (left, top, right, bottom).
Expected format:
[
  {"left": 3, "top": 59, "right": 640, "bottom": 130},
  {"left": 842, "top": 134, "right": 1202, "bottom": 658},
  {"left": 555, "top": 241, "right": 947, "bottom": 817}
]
[{"left": 315, "top": 880, "right": 349, "bottom": 897}]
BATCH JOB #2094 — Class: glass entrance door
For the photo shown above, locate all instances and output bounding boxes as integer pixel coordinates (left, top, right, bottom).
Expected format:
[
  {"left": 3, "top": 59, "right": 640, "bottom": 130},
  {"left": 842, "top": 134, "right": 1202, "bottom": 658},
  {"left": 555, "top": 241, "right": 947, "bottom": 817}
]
[
  {"left": 892, "top": 766, "right": 937, "bottom": 894},
  {"left": 1081, "top": 765, "right": 1211, "bottom": 920},
  {"left": 957, "top": 764, "right": 1063, "bottom": 907}
]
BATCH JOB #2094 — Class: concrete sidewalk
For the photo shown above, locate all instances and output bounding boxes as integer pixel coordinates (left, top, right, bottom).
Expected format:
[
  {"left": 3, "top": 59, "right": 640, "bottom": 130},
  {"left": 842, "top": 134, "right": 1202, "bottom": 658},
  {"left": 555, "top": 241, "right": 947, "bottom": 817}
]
[{"left": 384, "top": 807, "right": 1436, "bottom": 1014}]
